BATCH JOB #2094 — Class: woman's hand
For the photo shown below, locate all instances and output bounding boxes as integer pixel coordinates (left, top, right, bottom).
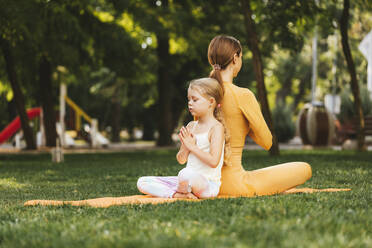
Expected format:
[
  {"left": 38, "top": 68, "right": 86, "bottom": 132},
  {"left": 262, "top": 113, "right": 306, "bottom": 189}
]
[{"left": 179, "top": 126, "right": 196, "bottom": 151}]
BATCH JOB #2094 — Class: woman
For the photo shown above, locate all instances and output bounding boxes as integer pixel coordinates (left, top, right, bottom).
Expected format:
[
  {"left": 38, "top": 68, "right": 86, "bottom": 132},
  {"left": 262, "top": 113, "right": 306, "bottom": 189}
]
[{"left": 208, "top": 35, "right": 312, "bottom": 196}]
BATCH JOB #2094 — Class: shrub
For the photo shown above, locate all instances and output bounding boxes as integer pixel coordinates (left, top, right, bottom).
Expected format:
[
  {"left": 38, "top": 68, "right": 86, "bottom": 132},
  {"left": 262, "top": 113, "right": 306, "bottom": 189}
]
[
  {"left": 272, "top": 101, "right": 295, "bottom": 143},
  {"left": 338, "top": 84, "right": 372, "bottom": 123}
]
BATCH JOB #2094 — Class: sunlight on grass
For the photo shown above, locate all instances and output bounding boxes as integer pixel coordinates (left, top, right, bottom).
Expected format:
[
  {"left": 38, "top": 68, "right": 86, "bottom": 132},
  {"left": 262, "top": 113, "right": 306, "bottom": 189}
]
[
  {"left": 0, "top": 150, "right": 370, "bottom": 247},
  {"left": 0, "top": 177, "right": 29, "bottom": 189}
]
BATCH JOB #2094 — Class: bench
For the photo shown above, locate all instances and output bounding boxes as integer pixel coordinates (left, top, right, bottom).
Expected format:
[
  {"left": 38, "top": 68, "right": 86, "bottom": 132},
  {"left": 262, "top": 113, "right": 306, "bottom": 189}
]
[{"left": 336, "top": 115, "right": 372, "bottom": 144}]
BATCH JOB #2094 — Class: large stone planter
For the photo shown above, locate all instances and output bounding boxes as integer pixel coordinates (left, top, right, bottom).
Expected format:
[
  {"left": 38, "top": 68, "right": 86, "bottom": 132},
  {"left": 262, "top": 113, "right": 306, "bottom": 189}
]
[{"left": 297, "top": 102, "right": 335, "bottom": 146}]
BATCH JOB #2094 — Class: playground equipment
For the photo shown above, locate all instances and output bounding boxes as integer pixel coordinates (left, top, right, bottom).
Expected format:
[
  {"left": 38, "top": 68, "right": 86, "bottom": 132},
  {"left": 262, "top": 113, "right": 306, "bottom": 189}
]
[
  {"left": 59, "top": 84, "right": 109, "bottom": 148},
  {"left": 0, "top": 108, "right": 41, "bottom": 145},
  {"left": 0, "top": 84, "right": 109, "bottom": 148}
]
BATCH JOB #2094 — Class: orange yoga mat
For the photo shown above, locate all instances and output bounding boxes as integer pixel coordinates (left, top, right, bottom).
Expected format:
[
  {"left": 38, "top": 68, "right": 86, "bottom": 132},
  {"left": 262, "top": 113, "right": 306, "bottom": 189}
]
[{"left": 24, "top": 188, "right": 350, "bottom": 208}]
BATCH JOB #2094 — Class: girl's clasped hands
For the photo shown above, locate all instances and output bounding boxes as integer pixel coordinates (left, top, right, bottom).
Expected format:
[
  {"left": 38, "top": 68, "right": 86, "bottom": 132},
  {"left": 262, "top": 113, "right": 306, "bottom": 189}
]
[{"left": 178, "top": 126, "right": 196, "bottom": 151}]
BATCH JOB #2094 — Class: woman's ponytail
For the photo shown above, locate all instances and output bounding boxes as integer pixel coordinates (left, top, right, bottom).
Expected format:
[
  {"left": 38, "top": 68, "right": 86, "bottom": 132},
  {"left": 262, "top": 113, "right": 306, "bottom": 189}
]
[
  {"left": 209, "top": 65, "right": 224, "bottom": 93},
  {"left": 207, "top": 35, "right": 242, "bottom": 93}
]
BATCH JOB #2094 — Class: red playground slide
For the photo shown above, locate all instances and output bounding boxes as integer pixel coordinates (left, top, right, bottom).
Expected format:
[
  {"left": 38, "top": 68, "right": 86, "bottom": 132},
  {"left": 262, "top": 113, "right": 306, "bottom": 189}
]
[{"left": 0, "top": 107, "right": 41, "bottom": 144}]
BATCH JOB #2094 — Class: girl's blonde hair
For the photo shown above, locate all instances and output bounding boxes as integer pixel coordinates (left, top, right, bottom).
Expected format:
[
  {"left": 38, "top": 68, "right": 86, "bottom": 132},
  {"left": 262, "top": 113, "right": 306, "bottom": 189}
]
[{"left": 189, "top": 78, "right": 231, "bottom": 166}]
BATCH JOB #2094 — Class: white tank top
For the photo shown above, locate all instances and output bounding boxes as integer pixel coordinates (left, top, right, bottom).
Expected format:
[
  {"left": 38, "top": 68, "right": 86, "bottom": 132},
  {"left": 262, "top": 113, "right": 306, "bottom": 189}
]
[{"left": 186, "top": 121, "right": 224, "bottom": 183}]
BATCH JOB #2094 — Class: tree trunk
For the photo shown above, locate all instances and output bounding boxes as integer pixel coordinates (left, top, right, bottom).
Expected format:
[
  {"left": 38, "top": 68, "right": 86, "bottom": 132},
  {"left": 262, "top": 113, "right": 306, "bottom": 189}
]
[
  {"left": 171, "top": 102, "right": 185, "bottom": 134},
  {"left": 240, "top": 0, "right": 279, "bottom": 155},
  {"left": 171, "top": 88, "right": 187, "bottom": 134},
  {"left": 7, "top": 98, "right": 17, "bottom": 123},
  {"left": 39, "top": 55, "right": 57, "bottom": 147},
  {"left": 156, "top": 32, "right": 173, "bottom": 146},
  {"left": 340, "top": 0, "right": 365, "bottom": 150},
  {"left": 128, "top": 126, "right": 135, "bottom": 142},
  {"left": 142, "top": 106, "right": 156, "bottom": 141},
  {"left": 0, "top": 39, "right": 36, "bottom": 149}
]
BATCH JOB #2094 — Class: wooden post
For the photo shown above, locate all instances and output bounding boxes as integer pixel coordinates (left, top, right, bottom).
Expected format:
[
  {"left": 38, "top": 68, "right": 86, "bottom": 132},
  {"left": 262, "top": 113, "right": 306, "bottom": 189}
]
[
  {"left": 51, "top": 138, "right": 64, "bottom": 163},
  {"left": 39, "top": 108, "right": 46, "bottom": 147},
  {"left": 91, "top": 119, "right": 99, "bottom": 148},
  {"left": 311, "top": 28, "right": 318, "bottom": 103},
  {"left": 60, "top": 84, "right": 66, "bottom": 147},
  {"left": 15, "top": 133, "right": 21, "bottom": 149}
]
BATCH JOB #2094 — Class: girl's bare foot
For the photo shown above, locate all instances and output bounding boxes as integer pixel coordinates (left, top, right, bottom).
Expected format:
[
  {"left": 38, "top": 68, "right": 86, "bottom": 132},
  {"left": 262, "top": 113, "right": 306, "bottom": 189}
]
[
  {"left": 172, "top": 192, "right": 198, "bottom": 199},
  {"left": 185, "top": 192, "right": 198, "bottom": 199},
  {"left": 173, "top": 192, "right": 189, "bottom": 199}
]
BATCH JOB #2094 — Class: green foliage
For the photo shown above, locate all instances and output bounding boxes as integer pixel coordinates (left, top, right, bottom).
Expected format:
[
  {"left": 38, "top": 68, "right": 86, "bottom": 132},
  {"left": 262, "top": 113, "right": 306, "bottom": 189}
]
[
  {"left": 272, "top": 101, "right": 296, "bottom": 143},
  {"left": 338, "top": 84, "right": 372, "bottom": 123},
  {"left": 0, "top": 94, "right": 8, "bottom": 130},
  {"left": 0, "top": 0, "right": 371, "bottom": 145},
  {"left": 253, "top": 0, "right": 318, "bottom": 54},
  {"left": 0, "top": 150, "right": 371, "bottom": 247},
  {"left": 0, "top": 81, "right": 13, "bottom": 129}
]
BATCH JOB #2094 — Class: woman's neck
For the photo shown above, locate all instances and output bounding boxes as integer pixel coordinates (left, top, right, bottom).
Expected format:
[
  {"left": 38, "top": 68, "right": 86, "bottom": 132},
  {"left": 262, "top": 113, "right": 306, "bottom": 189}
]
[{"left": 220, "top": 66, "right": 234, "bottom": 84}]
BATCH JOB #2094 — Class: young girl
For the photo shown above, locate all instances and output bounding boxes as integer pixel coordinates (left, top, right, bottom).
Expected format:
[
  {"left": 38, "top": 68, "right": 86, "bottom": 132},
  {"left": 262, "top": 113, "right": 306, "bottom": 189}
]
[{"left": 137, "top": 78, "right": 229, "bottom": 199}]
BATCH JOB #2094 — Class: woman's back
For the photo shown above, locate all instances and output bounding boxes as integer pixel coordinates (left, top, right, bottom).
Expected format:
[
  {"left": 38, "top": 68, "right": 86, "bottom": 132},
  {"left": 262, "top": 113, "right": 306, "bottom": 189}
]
[
  {"left": 221, "top": 83, "right": 250, "bottom": 150},
  {"left": 219, "top": 82, "right": 311, "bottom": 197}
]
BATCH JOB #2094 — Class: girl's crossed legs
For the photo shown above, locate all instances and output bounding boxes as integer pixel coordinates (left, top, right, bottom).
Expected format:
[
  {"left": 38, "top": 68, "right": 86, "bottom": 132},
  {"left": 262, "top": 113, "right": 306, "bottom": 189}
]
[{"left": 137, "top": 167, "right": 220, "bottom": 199}]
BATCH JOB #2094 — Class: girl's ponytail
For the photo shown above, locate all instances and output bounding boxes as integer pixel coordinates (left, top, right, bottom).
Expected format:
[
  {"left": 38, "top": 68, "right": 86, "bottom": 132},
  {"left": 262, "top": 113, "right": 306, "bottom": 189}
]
[{"left": 214, "top": 106, "right": 231, "bottom": 166}]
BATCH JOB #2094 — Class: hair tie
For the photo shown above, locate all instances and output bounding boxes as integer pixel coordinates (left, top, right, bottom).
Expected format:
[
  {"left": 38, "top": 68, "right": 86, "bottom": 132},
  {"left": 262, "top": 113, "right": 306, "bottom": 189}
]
[
  {"left": 217, "top": 103, "right": 221, "bottom": 108},
  {"left": 213, "top": 64, "right": 221, "bottom": 71}
]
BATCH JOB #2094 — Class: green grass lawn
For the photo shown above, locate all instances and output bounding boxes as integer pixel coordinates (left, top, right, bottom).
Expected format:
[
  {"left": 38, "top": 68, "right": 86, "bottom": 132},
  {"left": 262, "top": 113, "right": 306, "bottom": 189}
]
[{"left": 0, "top": 149, "right": 371, "bottom": 247}]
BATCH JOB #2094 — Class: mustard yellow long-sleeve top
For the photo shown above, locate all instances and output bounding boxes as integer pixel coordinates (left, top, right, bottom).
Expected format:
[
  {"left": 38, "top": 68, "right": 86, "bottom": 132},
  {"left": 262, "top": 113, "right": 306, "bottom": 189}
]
[{"left": 220, "top": 82, "right": 311, "bottom": 196}]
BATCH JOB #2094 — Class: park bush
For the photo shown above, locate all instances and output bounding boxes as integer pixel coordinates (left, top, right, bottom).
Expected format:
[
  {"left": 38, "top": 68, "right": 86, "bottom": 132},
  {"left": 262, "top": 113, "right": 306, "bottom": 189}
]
[
  {"left": 338, "top": 84, "right": 372, "bottom": 124},
  {"left": 272, "top": 101, "right": 295, "bottom": 143}
]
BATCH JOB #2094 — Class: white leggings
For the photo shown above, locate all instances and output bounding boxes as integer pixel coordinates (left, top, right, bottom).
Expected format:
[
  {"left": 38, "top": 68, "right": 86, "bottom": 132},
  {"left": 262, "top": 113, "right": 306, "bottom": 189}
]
[{"left": 137, "top": 167, "right": 221, "bottom": 199}]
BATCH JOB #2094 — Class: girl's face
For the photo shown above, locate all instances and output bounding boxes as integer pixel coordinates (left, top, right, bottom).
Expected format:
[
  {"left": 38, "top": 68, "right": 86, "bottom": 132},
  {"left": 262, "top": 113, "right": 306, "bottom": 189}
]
[
  {"left": 187, "top": 87, "right": 214, "bottom": 117},
  {"left": 233, "top": 51, "right": 243, "bottom": 77}
]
